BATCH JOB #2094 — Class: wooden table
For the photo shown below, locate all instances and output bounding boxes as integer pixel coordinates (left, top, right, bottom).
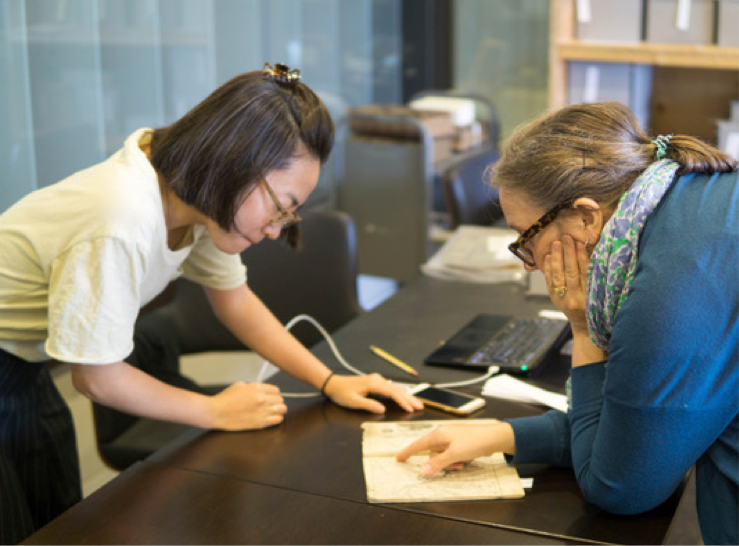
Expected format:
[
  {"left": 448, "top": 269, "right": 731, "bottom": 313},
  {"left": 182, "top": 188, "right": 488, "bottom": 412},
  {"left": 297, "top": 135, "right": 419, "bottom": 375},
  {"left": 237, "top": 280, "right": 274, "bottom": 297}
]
[
  {"left": 24, "top": 460, "right": 581, "bottom": 545},
  {"left": 23, "top": 277, "right": 685, "bottom": 545}
]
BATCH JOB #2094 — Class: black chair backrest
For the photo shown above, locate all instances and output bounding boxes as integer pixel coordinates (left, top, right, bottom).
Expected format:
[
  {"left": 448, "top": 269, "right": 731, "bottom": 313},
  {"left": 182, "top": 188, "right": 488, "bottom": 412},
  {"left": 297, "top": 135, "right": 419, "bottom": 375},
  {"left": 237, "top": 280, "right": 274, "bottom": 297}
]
[
  {"left": 162, "top": 209, "right": 362, "bottom": 352},
  {"left": 240, "top": 209, "right": 362, "bottom": 347},
  {"left": 442, "top": 150, "right": 502, "bottom": 228}
]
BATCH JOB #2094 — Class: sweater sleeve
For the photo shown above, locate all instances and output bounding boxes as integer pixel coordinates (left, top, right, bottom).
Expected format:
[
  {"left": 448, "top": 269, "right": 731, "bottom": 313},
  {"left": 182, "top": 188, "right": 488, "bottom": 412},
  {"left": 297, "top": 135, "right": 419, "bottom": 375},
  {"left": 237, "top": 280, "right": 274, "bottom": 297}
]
[
  {"left": 565, "top": 173, "right": 739, "bottom": 516},
  {"left": 507, "top": 173, "right": 738, "bottom": 524},
  {"left": 506, "top": 409, "right": 573, "bottom": 468}
]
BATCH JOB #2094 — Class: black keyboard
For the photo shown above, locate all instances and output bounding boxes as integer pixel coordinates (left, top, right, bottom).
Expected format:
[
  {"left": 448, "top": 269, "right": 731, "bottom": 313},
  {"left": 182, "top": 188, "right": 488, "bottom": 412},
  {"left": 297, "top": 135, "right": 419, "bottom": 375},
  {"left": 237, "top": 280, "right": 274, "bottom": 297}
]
[{"left": 469, "top": 318, "right": 566, "bottom": 367}]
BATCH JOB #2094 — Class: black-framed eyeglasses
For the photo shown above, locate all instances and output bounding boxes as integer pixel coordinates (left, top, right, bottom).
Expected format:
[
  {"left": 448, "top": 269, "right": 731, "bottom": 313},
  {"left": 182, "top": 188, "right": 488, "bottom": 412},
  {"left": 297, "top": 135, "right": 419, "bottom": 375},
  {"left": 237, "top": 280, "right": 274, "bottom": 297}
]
[
  {"left": 508, "top": 203, "right": 568, "bottom": 267},
  {"left": 261, "top": 178, "right": 301, "bottom": 228}
]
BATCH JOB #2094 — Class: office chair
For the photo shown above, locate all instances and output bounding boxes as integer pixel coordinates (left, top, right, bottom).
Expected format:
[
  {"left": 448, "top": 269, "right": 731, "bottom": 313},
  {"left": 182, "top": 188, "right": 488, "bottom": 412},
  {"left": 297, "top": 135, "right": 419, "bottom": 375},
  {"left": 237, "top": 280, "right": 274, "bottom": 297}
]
[
  {"left": 92, "top": 210, "right": 362, "bottom": 471},
  {"left": 441, "top": 149, "right": 502, "bottom": 229}
]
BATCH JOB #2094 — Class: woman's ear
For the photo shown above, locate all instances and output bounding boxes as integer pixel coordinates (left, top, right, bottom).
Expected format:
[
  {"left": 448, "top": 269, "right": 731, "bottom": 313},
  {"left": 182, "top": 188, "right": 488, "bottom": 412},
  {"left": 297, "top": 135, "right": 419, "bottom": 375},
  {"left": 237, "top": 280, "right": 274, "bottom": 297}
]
[{"left": 571, "top": 197, "right": 603, "bottom": 242}]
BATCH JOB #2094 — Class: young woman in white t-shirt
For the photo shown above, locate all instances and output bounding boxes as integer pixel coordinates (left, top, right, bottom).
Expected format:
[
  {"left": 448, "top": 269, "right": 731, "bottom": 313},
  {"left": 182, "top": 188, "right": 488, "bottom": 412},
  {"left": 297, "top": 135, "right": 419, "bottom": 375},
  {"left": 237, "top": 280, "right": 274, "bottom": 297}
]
[{"left": 0, "top": 63, "right": 422, "bottom": 543}]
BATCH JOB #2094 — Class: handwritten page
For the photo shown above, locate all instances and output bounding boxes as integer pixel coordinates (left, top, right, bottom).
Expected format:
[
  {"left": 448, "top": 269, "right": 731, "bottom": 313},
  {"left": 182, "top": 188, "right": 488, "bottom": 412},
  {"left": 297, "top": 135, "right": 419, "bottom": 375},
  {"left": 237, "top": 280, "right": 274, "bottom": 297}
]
[{"left": 362, "top": 420, "right": 525, "bottom": 503}]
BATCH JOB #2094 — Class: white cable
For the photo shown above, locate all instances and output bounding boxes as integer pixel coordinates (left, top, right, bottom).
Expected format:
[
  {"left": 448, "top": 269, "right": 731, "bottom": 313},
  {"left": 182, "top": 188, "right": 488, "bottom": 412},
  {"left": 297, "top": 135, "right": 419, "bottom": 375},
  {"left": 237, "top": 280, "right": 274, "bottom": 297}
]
[
  {"left": 256, "top": 314, "right": 365, "bottom": 398},
  {"left": 434, "top": 366, "right": 499, "bottom": 389},
  {"left": 256, "top": 314, "right": 498, "bottom": 398}
]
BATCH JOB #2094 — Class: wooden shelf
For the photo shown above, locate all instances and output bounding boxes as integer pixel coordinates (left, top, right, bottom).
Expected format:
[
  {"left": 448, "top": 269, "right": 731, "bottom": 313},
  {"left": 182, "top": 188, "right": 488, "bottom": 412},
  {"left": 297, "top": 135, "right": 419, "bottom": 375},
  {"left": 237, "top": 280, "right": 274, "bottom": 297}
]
[
  {"left": 548, "top": 0, "right": 739, "bottom": 136},
  {"left": 556, "top": 40, "right": 739, "bottom": 71}
]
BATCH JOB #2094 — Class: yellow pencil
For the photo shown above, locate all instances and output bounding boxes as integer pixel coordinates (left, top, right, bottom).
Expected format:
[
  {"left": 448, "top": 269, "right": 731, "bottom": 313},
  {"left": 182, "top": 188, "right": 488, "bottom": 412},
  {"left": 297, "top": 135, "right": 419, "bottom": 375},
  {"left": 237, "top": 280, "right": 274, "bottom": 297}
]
[{"left": 369, "top": 345, "right": 418, "bottom": 376}]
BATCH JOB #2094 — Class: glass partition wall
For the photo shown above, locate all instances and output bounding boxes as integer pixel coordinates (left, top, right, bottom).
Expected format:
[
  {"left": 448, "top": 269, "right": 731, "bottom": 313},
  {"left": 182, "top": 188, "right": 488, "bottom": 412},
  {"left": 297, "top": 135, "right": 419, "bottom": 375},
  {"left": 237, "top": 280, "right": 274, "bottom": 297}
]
[
  {"left": 0, "top": 0, "right": 403, "bottom": 212},
  {"left": 1, "top": 0, "right": 548, "bottom": 213},
  {"left": 453, "top": 0, "right": 549, "bottom": 145}
]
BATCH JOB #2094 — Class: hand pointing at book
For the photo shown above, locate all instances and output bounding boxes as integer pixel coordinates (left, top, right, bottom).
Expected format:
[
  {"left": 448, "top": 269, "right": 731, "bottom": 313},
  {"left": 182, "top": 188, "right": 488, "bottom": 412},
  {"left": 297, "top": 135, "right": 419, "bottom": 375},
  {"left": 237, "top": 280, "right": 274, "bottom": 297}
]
[{"left": 396, "top": 421, "right": 516, "bottom": 476}]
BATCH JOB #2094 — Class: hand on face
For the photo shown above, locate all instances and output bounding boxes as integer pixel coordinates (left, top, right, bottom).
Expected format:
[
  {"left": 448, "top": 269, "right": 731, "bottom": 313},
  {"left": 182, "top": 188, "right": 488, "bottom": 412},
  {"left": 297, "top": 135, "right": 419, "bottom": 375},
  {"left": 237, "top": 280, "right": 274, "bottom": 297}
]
[{"left": 543, "top": 234, "right": 590, "bottom": 333}]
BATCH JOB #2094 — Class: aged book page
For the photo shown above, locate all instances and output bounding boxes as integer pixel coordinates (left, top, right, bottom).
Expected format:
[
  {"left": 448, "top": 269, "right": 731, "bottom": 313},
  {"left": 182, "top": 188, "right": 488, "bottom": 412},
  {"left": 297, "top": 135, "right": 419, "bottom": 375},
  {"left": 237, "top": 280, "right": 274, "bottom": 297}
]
[{"left": 362, "top": 420, "right": 525, "bottom": 503}]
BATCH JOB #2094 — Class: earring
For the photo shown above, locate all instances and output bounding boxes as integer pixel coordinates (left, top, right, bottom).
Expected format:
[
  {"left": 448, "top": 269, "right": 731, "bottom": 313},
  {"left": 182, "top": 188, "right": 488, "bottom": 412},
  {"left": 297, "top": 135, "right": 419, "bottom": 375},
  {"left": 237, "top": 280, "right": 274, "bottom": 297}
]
[{"left": 583, "top": 236, "right": 594, "bottom": 253}]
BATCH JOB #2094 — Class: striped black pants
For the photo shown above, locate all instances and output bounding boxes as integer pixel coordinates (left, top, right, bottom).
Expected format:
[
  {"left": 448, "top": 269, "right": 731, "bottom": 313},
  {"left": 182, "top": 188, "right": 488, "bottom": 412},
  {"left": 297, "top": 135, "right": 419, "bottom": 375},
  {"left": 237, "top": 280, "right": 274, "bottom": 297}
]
[{"left": 0, "top": 348, "right": 81, "bottom": 544}]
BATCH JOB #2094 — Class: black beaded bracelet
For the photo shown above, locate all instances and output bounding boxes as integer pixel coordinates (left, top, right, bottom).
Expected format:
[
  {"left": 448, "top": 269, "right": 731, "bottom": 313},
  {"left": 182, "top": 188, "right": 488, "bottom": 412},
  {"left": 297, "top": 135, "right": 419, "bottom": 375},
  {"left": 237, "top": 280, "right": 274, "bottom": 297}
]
[{"left": 320, "top": 372, "right": 335, "bottom": 396}]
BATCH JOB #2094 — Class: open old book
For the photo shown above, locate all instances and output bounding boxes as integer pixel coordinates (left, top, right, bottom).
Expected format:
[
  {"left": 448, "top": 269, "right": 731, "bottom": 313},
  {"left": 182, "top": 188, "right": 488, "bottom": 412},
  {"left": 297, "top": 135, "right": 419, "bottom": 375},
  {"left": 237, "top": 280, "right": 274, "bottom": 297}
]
[{"left": 362, "top": 420, "right": 525, "bottom": 503}]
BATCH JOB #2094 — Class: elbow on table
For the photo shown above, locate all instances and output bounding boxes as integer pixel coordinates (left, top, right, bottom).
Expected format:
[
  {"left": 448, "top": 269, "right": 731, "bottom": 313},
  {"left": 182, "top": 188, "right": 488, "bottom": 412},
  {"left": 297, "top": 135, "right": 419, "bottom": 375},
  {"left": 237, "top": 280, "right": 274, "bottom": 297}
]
[{"left": 580, "top": 483, "right": 672, "bottom": 516}]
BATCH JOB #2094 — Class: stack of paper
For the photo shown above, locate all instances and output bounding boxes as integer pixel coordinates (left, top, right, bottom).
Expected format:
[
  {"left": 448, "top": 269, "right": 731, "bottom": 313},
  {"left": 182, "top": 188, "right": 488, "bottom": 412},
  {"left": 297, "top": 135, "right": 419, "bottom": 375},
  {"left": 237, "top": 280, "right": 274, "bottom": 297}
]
[
  {"left": 422, "top": 225, "right": 526, "bottom": 284},
  {"left": 483, "top": 374, "right": 568, "bottom": 413}
]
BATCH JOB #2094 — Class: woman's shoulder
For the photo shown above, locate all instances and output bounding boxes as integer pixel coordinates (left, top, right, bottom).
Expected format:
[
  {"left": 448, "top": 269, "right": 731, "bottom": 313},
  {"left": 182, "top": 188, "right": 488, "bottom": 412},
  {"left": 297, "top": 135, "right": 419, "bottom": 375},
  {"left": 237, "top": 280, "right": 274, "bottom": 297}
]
[{"left": 655, "top": 169, "right": 739, "bottom": 235}]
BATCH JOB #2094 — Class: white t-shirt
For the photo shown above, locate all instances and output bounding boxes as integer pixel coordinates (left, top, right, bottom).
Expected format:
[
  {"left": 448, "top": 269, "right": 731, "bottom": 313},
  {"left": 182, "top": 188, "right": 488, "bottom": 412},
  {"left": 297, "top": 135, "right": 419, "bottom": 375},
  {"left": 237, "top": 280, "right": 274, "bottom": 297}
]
[{"left": 0, "top": 128, "right": 246, "bottom": 364}]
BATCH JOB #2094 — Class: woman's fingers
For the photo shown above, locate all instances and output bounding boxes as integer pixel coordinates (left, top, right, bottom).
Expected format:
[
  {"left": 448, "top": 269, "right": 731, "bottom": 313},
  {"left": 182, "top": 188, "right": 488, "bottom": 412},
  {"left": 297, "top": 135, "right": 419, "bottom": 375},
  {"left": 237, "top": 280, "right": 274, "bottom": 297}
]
[
  {"left": 547, "top": 236, "right": 586, "bottom": 296},
  {"left": 545, "top": 240, "right": 565, "bottom": 299},
  {"left": 577, "top": 239, "right": 590, "bottom": 288},
  {"left": 562, "top": 235, "right": 581, "bottom": 288}
]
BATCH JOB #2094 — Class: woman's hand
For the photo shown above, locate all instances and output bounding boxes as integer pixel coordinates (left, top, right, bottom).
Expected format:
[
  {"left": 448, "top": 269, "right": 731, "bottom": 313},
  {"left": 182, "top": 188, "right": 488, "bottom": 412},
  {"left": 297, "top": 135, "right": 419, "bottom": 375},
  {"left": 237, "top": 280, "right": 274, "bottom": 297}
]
[
  {"left": 209, "top": 382, "right": 287, "bottom": 430},
  {"left": 323, "top": 373, "right": 424, "bottom": 414},
  {"left": 395, "top": 422, "right": 515, "bottom": 476},
  {"left": 545, "top": 234, "right": 608, "bottom": 367},
  {"left": 544, "top": 234, "right": 590, "bottom": 334}
]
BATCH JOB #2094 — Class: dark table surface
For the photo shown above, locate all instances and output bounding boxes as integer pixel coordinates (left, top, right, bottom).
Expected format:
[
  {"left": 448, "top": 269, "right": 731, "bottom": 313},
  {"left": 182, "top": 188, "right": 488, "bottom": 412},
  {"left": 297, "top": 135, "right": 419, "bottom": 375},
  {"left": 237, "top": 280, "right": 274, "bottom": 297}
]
[
  {"left": 23, "top": 277, "right": 684, "bottom": 545},
  {"left": 145, "top": 277, "right": 684, "bottom": 545},
  {"left": 23, "top": 461, "right": 582, "bottom": 545}
]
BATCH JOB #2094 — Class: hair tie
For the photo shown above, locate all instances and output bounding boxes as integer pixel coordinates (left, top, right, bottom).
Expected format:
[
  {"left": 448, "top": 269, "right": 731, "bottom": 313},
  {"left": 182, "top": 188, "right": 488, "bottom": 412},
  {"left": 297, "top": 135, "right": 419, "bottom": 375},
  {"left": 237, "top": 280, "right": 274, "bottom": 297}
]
[
  {"left": 320, "top": 372, "right": 335, "bottom": 396},
  {"left": 262, "top": 62, "right": 301, "bottom": 85},
  {"left": 651, "top": 134, "right": 673, "bottom": 161}
]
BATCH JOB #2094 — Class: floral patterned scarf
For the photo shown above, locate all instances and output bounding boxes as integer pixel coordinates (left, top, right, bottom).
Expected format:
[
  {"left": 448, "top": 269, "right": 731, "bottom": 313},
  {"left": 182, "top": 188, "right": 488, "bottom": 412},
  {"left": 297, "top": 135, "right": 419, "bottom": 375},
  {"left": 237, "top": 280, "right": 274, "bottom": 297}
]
[{"left": 586, "top": 159, "right": 680, "bottom": 350}]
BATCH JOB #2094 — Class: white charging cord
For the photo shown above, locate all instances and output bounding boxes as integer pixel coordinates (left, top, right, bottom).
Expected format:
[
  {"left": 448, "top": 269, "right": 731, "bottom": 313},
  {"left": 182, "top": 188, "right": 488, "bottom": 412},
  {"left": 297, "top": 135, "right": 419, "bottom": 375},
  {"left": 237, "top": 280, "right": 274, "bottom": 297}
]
[
  {"left": 435, "top": 365, "right": 499, "bottom": 389},
  {"left": 256, "top": 314, "right": 497, "bottom": 398}
]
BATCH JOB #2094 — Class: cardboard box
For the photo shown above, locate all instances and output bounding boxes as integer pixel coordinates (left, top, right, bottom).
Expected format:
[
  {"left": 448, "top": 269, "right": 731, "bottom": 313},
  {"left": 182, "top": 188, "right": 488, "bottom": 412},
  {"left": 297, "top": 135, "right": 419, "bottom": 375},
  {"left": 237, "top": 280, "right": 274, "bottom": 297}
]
[
  {"left": 567, "top": 62, "right": 653, "bottom": 129},
  {"left": 718, "top": 0, "right": 739, "bottom": 47},
  {"left": 646, "top": 0, "right": 715, "bottom": 45},
  {"left": 576, "top": 0, "right": 644, "bottom": 43},
  {"left": 347, "top": 105, "right": 456, "bottom": 162},
  {"left": 717, "top": 120, "right": 739, "bottom": 159},
  {"left": 348, "top": 105, "right": 455, "bottom": 140}
]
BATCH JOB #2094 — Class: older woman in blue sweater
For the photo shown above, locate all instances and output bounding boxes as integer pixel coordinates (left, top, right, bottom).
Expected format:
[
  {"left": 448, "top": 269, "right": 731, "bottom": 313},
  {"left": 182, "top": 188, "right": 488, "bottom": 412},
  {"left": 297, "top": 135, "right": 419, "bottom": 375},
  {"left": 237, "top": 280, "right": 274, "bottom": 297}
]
[{"left": 397, "top": 101, "right": 738, "bottom": 545}]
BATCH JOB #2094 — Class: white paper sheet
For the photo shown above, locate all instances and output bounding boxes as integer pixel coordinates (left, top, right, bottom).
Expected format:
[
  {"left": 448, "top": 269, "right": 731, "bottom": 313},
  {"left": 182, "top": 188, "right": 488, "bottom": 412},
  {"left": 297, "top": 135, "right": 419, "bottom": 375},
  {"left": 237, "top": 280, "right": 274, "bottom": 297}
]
[{"left": 483, "top": 374, "right": 568, "bottom": 413}]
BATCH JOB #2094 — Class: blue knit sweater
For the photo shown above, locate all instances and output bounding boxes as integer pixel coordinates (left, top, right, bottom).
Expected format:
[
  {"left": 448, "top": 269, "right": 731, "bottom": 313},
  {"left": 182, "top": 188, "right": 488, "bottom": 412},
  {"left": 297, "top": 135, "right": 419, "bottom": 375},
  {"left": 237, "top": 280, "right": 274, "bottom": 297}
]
[{"left": 508, "top": 170, "right": 739, "bottom": 546}]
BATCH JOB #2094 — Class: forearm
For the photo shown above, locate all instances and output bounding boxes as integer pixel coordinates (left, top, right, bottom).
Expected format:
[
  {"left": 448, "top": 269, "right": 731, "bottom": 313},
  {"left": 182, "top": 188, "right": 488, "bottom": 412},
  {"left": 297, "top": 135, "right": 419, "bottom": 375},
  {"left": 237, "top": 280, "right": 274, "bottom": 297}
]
[
  {"left": 207, "top": 285, "right": 332, "bottom": 390},
  {"left": 241, "top": 318, "right": 332, "bottom": 389},
  {"left": 570, "top": 328, "right": 608, "bottom": 368},
  {"left": 72, "top": 361, "right": 214, "bottom": 428}
]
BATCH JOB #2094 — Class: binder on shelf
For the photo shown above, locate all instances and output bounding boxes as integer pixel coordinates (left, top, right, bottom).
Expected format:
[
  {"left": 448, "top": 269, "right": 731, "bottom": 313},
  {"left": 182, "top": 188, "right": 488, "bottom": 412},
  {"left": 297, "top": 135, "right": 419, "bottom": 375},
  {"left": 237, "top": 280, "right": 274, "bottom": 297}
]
[
  {"left": 575, "top": 0, "right": 643, "bottom": 44},
  {"left": 567, "top": 62, "right": 653, "bottom": 130},
  {"left": 718, "top": 0, "right": 739, "bottom": 48},
  {"left": 645, "top": 0, "right": 716, "bottom": 45}
]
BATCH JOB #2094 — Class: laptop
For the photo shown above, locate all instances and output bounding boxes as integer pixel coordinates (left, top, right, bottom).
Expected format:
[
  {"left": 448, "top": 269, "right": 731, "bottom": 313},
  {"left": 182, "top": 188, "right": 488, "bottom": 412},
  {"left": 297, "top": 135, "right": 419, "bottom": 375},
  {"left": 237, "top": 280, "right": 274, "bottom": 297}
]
[{"left": 424, "top": 314, "right": 570, "bottom": 374}]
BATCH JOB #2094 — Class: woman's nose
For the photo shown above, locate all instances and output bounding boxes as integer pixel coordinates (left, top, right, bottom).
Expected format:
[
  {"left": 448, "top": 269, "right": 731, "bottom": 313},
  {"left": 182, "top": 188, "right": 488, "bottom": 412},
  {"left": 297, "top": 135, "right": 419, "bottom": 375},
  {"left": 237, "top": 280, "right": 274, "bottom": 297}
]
[{"left": 264, "top": 224, "right": 282, "bottom": 240}]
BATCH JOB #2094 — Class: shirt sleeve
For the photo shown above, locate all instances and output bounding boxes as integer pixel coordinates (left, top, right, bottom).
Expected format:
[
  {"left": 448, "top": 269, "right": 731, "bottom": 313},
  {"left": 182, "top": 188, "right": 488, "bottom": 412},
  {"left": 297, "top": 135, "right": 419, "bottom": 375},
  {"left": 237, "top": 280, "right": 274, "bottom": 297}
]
[
  {"left": 46, "top": 237, "right": 142, "bottom": 364},
  {"left": 180, "top": 228, "right": 246, "bottom": 290}
]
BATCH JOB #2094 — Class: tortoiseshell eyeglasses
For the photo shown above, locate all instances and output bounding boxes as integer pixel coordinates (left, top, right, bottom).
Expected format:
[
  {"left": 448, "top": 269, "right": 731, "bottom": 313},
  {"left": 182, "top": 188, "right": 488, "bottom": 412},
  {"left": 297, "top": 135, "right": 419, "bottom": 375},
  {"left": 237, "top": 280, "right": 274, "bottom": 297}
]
[{"left": 508, "top": 203, "right": 568, "bottom": 267}]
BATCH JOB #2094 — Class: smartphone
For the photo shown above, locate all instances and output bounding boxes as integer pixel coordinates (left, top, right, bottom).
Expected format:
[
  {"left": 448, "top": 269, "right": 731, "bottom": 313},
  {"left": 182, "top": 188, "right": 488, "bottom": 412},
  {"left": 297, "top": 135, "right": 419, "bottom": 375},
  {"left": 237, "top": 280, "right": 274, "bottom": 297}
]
[{"left": 408, "top": 383, "right": 486, "bottom": 416}]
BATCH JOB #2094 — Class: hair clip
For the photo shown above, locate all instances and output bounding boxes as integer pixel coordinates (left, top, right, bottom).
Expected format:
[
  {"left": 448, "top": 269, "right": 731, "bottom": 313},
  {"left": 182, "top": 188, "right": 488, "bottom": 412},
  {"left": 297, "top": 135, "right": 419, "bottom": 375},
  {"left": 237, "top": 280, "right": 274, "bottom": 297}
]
[{"left": 262, "top": 62, "right": 301, "bottom": 85}]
